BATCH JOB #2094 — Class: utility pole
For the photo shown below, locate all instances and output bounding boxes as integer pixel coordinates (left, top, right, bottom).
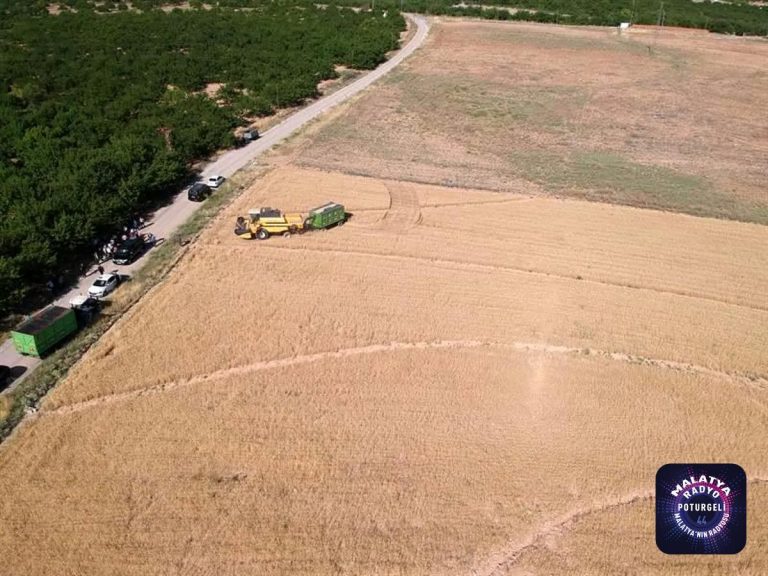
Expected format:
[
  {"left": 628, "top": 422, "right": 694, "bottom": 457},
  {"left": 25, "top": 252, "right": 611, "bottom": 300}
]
[{"left": 631, "top": 0, "right": 636, "bottom": 26}]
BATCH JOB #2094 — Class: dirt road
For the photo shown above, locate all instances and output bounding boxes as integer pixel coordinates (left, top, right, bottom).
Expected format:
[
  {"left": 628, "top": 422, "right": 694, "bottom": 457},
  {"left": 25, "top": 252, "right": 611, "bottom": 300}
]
[{"left": 0, "top": 14, "right": 429, "bottom": 391}]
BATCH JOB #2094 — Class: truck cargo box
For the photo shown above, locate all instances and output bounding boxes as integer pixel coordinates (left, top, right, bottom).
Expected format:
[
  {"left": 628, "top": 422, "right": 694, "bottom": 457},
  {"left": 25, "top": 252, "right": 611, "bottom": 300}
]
[{"left": 11, "top": 305, "right": 78, "bottom": 357}]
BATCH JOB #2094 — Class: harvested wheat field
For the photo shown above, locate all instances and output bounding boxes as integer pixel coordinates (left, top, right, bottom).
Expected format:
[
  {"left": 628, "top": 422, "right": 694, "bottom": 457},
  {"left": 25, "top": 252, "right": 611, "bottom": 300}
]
[
  {"left": 289, "top": 19, "right": 768, "bottom": 224},
  {"left": 0, "top": 164, "right": 767, "bottom": 575}
]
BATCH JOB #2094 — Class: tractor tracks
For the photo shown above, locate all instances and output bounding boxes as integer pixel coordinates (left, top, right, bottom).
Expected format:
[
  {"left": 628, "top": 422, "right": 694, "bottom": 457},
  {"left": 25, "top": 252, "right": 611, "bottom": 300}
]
[
  {"left": 473, "top": 491, "right": 654, "bottom": 576},
  {"left": 510, "top": 341, "right": 767, "bottom": 390},
  {"left": 475, "top": 476, "right": 768, "bottom": 575},
  {"left": 382, "top": 182, "right": 423, "bottom": 231},
  {"left": 47, "top": 340, "right": 485, "bottom": 416},
  {"left": 46, "top": 339, "right": 766, "bottom": 417}
]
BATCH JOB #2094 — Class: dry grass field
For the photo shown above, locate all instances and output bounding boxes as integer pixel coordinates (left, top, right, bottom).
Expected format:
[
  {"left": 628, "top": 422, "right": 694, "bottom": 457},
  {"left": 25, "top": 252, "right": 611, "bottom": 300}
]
[
  {"left": 1, "top": 165, "right": 767, "bottom": 574},
  {"left": 290, "top": 19, "right": 768, "bottom": 224}
]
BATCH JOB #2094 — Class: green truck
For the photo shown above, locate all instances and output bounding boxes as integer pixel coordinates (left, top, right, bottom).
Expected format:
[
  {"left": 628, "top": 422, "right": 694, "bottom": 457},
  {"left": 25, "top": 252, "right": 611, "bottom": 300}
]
[
  {"left": 304, "top": 202, "right": 347, "bottom": 230},
  {"left": 11, "top": 305, "right": 78, "bottom": 357}
]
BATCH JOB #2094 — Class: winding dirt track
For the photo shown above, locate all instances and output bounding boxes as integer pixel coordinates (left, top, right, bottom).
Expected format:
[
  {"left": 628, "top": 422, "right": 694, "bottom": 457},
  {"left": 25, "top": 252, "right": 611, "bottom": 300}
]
[
  {"left": 47, "top": 339, "right": 766, "bottom": 416},
  {"left": 201, "top": 14, "right": 429, "bottom": 180}
]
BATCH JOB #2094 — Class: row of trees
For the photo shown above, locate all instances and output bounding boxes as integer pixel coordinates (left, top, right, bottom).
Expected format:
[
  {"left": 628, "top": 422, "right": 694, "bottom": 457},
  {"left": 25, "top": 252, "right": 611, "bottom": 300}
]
[
  {"left": 337, "top": 0, "right": 767, "bottom": 36},
  {"left": 2, "top": 0, "right": 766, "bottom": 32},
  {"left": 0, "top": 4, "right": 405, "bottom": 314}
]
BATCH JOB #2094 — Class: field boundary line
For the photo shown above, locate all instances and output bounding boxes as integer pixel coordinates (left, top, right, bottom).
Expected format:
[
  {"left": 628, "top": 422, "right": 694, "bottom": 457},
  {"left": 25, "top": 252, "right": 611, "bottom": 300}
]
[
  {"left": 46, "top": 339, "right": 766, "bottom": 416},
  {"left": 249, "top": 244, "right": 768, "bottom": 314}
]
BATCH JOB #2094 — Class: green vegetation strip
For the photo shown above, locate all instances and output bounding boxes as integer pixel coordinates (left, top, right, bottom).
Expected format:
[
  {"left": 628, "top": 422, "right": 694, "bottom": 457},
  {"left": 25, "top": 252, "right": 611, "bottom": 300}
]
[
  {"left": 12, "top": 0, "right": 763, "bottom": 35},
  {"left": 347, "top": 0, "right": 768, "bottom": 36},
  {"left": 0, "top": 167, "right": 266, "bottom": 442}
]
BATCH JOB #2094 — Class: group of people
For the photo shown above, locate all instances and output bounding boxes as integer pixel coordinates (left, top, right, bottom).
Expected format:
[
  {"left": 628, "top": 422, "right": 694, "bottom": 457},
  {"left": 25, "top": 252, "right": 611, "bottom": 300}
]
[{"left": 93, "top": 216, "right": 147, "bottom": 263}]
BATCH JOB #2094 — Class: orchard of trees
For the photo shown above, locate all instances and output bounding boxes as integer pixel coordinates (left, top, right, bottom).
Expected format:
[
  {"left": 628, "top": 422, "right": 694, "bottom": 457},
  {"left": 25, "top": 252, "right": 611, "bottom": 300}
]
[{"left": 0, "top": 2, "right": 404, "bottom": 314}]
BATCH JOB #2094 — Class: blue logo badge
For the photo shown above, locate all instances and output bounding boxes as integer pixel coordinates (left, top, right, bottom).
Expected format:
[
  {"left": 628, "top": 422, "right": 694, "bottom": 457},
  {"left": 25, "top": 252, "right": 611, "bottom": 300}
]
[{"left": 656, "top": 463, "right": 746, "bottom": 554}]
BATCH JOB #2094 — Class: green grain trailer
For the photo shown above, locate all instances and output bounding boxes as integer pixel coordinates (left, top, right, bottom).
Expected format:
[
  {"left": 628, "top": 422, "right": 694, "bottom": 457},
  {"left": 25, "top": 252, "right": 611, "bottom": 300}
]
[
  {"left": 305, "top": 202, "right": 346, "bottom": 230},
  {"left": 11, "top": 305, "right": 78, "bottom": 357}
]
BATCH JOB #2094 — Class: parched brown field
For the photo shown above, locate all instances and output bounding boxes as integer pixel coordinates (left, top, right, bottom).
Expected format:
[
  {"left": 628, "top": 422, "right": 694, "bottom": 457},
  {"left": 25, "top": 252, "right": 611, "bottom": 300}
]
[
  {"left": 1, "top": 165, "right": 767, "bottom": 575},
  {"left": 289, "top": 19, "right": 768, "bottom": 224}
]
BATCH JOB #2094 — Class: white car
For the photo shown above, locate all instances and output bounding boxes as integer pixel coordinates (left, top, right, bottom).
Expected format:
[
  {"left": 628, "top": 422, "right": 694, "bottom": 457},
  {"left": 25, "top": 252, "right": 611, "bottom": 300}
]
[
  {"left": 206, "top": 175, "right": 225, "bottom": 188},
  {"left": 88, "top": 273, "right": 120, "bottom": 299}
]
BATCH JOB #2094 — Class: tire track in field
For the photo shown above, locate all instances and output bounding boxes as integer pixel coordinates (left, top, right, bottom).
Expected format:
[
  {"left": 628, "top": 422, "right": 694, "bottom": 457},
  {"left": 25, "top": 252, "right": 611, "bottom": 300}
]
[
  {"left": 475, "top": 476, "right": 768, "bottom": 576},
  {"left": 47, "top": 339, "right": 766, "bottom": 416},
  {"left": 47, "top": 340, "right": 485, "bottom": 415},
  {"left": 325, "top": 195, "right": 533, "bottom": 215},
  {"left": 473, "top": 491, "right": 654, "bottom": 576},
  {"left": 421, "top": 196, "right": 535, "bottom": 209},
  {"left": 382, "top": 182, "right": 422, "bottom": 231},
  {"left": 512, "top": 341, "right": 767, "bottom": 390},
  {"left": 251, "top": 244, "right": 768, "bottom": 314}
]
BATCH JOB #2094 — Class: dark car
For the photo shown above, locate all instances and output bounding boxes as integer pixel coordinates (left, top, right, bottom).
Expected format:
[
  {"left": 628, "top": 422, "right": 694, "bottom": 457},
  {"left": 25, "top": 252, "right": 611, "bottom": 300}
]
[
  {"left": 188, "top": 182, "right": 212, "bottom": 202},
  {"left": 113, "top": 237, "right": 145, "bottom": 265},
  {"left": 235, "top": 128, "right": 260, "bottom": 147},
  {"left": 70, "top": 295, "right": 101, "bottom": 327}
]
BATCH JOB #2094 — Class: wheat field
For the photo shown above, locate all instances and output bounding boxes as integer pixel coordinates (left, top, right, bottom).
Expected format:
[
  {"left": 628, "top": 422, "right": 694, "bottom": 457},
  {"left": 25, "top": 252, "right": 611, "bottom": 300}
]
[{"left": 0, "top": 165, "right": 766, "bottom": 574}]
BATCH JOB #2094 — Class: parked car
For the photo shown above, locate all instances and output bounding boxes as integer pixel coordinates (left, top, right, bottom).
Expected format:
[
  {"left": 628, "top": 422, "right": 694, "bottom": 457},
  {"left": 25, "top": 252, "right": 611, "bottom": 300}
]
[
  {"left": 113, "top": 237, "right": 145, "bottom": 265},
  {"left": 88, "top": 272, "right": 121, "bottom": 298},
  {"left": 236, "top": 128, "right": 260, "bottom": 147},
  {"left": 206, "top": 175, "right": 225, "bottom": 188},
  {"left": 188, "top": 182, "right": 212, "bottom": 202},
  {"left": 70, "top": 295, "right": 100, "bottom": 327}
]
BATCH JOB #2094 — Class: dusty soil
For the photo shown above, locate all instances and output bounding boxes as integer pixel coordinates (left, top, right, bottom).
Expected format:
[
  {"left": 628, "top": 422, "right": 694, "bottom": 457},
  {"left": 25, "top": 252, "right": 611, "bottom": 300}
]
[
  {"left": 288, "top": 19, "right": 768, "bottom": 224},
  {"left": 1, "top": 166, "right": 766, "bottom": 574}
]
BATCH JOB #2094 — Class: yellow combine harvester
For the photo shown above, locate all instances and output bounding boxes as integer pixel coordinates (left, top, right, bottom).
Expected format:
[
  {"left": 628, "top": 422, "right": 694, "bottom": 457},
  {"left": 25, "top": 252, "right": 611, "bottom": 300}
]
[
  {"left": 234, "top": 207, "right": 305, "bottom": 240},
  {"left": 234, "top": 202, "right": 347, "bottom": 240}
]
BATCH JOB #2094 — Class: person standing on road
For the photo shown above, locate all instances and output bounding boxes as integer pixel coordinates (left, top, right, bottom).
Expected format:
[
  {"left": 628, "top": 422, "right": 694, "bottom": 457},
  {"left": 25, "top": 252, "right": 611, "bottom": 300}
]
[{"left": 97, "top": 265, "right": 104, "bottom": 276}]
